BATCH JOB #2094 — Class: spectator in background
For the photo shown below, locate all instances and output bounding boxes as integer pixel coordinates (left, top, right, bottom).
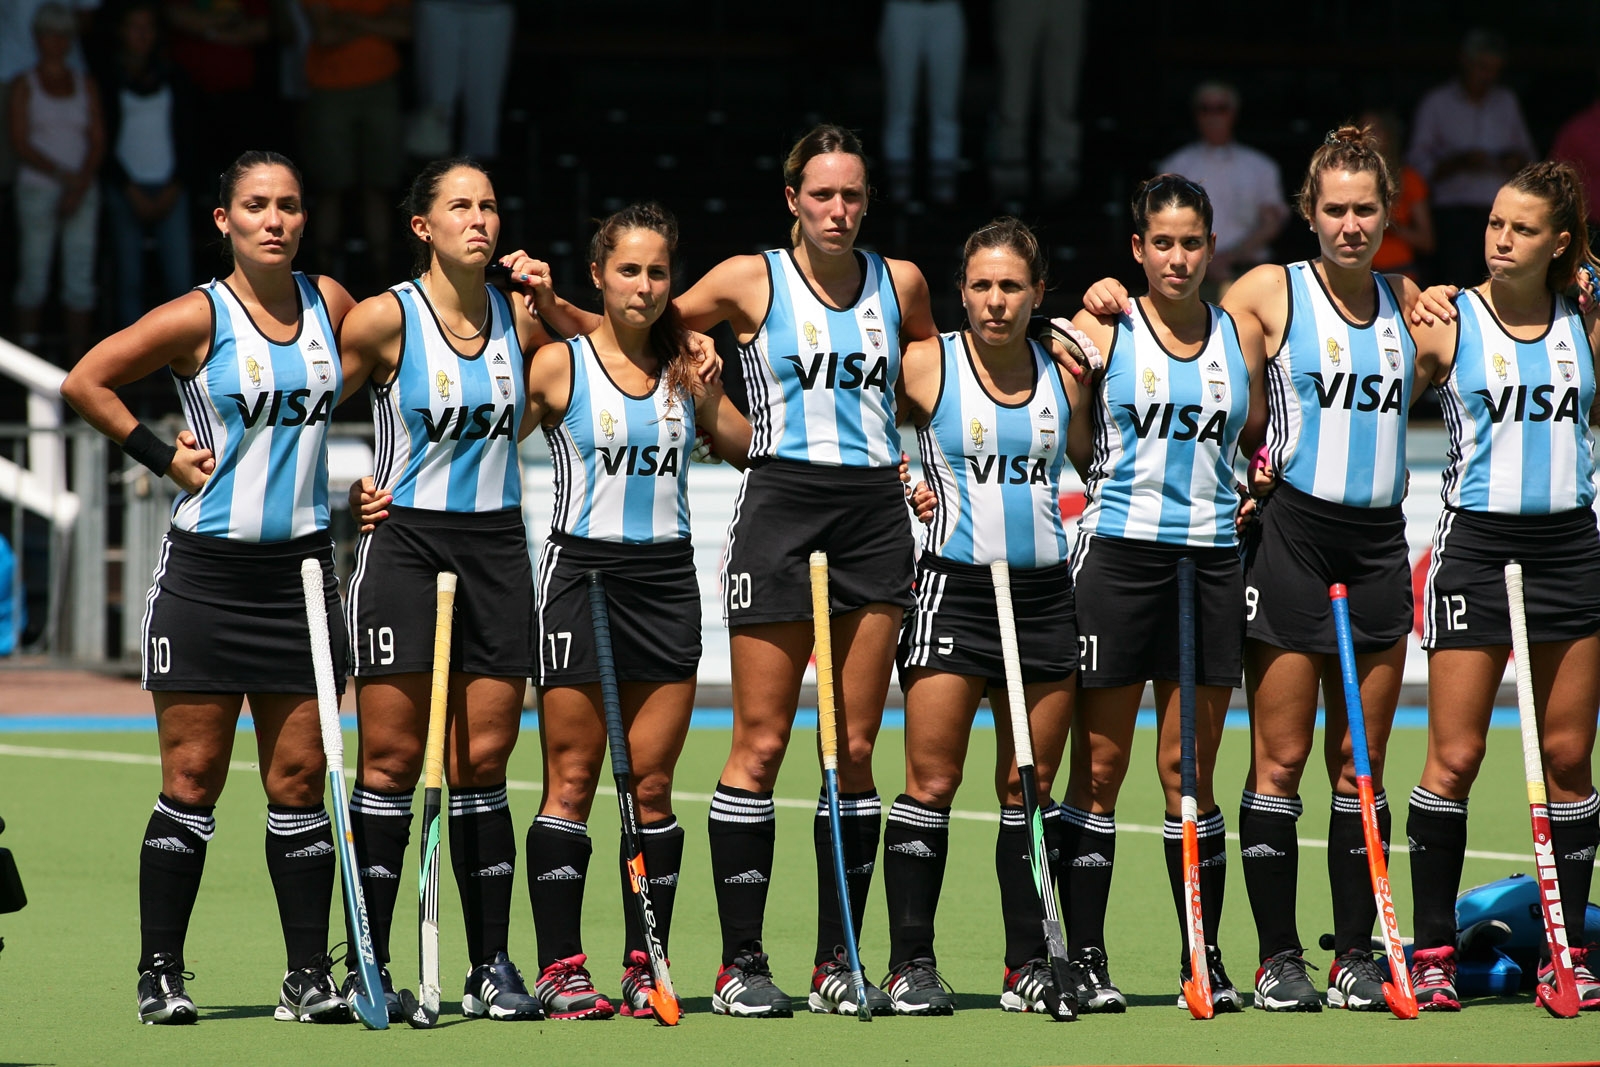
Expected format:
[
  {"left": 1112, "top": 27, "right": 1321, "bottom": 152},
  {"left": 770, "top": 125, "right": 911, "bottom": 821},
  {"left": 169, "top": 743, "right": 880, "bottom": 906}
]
[
  {"left": 164, "top": 1, "right": 272, "bottom": 196},
  {"left": 877, "top": 0, "right": 964, "bottom": 205},
  {"left": 410, "top": 0, "right": 514, "bottom": 163},
  {"left": 1407, "top": 29, "right": 1534, "bottom": 285},
  {"left": 1362, "top": 109, "right": 1433, "bottom": 281},
  {"left": 1550, "top": 72, "right": 1600, "bottom": 236},
  {"left": 1158, "top": 81, "right": 1286, "bottom": 295},
  {"left": 9, "top": 2, "right": 103, "bottom": 362},
  {"left": 104, "top": 2, "right": 193, "bottom": 328},
  {"left": 989, "top": 0, "right": 1085, "bottom": 208},
  {"left": 302, "top": 0, "right": 410, "bottom": 283}
]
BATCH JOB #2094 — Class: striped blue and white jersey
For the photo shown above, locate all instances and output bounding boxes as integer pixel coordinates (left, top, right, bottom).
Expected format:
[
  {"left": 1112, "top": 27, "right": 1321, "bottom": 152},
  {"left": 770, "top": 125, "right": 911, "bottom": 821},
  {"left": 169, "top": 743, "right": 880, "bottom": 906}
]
[
  {"left": 371, "top": 281, "right": 524, "bottom": 512},
  {"left": 171, "top": 273, "right": 340, "bottom": 542},
  {"left": 917, "top": 332, "right": 1070, "bottom": 567},
  {"left": 1080, "top": 301, "right": 1250, "bottom": 547},
  {"left": 1267, "top": 261, "right": 1415, "bottom": 508},
  {"left": 739, "top": 248, "right": 902, "bottom": 467},
  {"left": 545, "top": 335, "right": 693, "bottom": 544},
  {"left": 1439, "top": 290, "right": 1595, "bottom": 514}
]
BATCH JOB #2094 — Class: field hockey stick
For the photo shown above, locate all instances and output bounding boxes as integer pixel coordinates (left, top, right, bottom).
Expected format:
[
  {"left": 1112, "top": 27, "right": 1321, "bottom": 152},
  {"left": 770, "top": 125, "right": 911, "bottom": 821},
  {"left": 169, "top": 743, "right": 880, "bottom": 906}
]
[
  {"left": 1176, "top": 557, "right": 1214, "bottom": 1020},
  {"left": 809, "top": 551, "right": 872, "bottom": 1022},
  {"left": 586, "top": 571, "right": 681, "bottom": 1025},
  {"left": 1505, "top": 562, "right": 1582, "bottom": 1019},
  {"left": 991, "top": 560, "right": 1078, "bottom": 1022},
  {"left": 300, "top": 558, "right": 389, "bottom": 1030},
  {"left": 398, "top": 572, "right": 455, "bottom": 1029},
  {"left": 1329, "top": 583, "right": 1418, "bottom": 1020}
]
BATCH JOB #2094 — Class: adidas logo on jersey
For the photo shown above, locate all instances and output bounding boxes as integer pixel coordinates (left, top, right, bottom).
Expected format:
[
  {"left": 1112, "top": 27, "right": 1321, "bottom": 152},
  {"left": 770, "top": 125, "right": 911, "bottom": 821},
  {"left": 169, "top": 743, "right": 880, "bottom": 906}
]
[
  {"left": 144, "top": 836, "right": 194, "bottom": 854},
  {"left": 1566, "top": 845, "right": 1598, "bottom": 862},
  {"left": 308, "top": 338, "right": 323, "bottom": 350},
  {"left": 1382, "top": 326, "right": 1395, "bottom": 338},
  {"left": 863, "top": 307, "right": 878, "bottom": 320},
  {"left": 723, "top": 869, "right": 769, "bottom": 885},
  {"left": 1206, "top": 359, "right": 1222, "bottom": 372},
  {"left": 1556, "top": 340, "right": 1571, "bottom": 351},
  {"left": 493, "top": 352, "right": 507, "bottom": 363},
  {"left": 287, "top": 840, "right": 334, "bottom": 858},
  {"left": 1072, "top": 852, "right": 1112, "bottom": 868},
  {"left": 1039, "top": 406, "right": 1054, "bottom": 421},
  {"left": 537, "top": 865, "right": 583, "bottom": 881},
  {"left": 846, "top": 861, "right": 875, "bottom": 876},
  {"left": 888, "top": 840, "right": 937, "bottom": 858},
  {"left": 472, "top": 861, "right": 516, "bottom": 877},
  {"left": 1240, "top": 843, "right": 1286, "bottom": 859},
  {"left": 360, "top": 864, "right": 398, "bottom": 880}
]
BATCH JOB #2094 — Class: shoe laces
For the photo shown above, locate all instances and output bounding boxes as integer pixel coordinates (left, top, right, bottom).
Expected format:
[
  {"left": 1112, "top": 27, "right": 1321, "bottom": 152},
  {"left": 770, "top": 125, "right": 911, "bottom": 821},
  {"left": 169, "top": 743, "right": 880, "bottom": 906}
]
[
  {"left": 1336, "top": 950, "right": 1386, "bottom": 984},
  {"left": 731, "top": 948, "right": 777, "bottom": 987},
  {"left": 1076, "top": 947, "right": 1112, "bottom": 988},
  {"left": 543, "top": 956, "right": 597, "bottom": 994},
  {"left": 1411, "top": 948, "right": 1455, "bottom": 985},
  {"left": 145, "top": 953, "right": 194, "bottom": 990},
  {"left": 890, "top": 958, "right": 950, "bottom": 994},
  {"left": 623, "top": 952, "right": 657, "bottom": 991}
]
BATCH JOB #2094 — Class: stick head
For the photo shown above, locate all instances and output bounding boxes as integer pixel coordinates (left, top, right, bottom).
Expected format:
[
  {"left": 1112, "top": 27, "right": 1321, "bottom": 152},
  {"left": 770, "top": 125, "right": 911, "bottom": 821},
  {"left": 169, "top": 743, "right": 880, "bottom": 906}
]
[
  {"left": 399, "top": 988, "right": 439, "bottom": 1029},
  {"left": 1536, "top": 975, "right": 1582, "bottom": 1019},
  {"left": 348, "top": 982, "right": 391, "bottom": 1030},
  {"left": 1381, "top": 982, "right": 1418, "bottom": 1020},
  {"left": 650, "top": 986, "right": 682, "bottom": 1026},
  {"left": 1181, "top": 978, "right": 1215, "bottom": 1020}
]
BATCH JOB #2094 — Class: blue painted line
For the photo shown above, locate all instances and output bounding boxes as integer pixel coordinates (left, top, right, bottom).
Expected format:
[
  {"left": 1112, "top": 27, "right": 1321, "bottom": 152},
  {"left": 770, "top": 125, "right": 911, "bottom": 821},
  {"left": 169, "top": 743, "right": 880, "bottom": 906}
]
[{"left": 0, "top": 706, "right": 1525, "bottom": 733}]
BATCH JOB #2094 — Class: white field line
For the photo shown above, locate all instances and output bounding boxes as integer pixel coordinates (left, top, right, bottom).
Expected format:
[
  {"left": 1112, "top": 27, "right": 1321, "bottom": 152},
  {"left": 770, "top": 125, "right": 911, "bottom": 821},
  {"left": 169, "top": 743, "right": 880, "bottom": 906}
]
[{"left": 0, "top": 742, "right": 1567, "bottom": 867}]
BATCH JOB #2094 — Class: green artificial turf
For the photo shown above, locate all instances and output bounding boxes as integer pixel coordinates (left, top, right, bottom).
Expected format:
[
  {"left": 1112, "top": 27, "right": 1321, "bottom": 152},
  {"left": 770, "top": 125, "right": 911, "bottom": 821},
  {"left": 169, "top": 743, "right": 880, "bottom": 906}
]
[{"left": 0, "top": 723, "right": 1595, "bottom": 1066}]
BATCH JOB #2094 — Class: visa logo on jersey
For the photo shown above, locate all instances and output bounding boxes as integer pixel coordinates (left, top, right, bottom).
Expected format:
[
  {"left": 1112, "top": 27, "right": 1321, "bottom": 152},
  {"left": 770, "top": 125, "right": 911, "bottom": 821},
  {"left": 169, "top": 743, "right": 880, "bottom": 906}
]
[
  {"left": 1472, "top": 385, "right": 1582, "bottom": 424},
  {"left": 1308, "top": 372, "right": 1404, "bottom": 413},
  {"left": 966, "top": 455, "right": 1048, "bottom": 484},
  {"left": 226, "top": 389, "right": 333, "bottom": 428},
  {"left": 783, "top": 352, "right": 891, "bottom": 392},
  {"left": 414, "top": 404, "right": 516, "bottom": 442},
  {"left": 597, "top": 445, "right": 680, "bottom": 477},
  {"left": 1120, "top": 404, "right": 1227, "bottom": 443}
]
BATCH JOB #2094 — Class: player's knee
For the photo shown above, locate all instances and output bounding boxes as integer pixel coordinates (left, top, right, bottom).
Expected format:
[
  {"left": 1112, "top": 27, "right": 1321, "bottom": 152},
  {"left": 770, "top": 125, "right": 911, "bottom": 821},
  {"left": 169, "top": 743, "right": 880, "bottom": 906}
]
[
  {"left": 1431, "top": 741, "right": 1486, "bottom": 796},
  {"left": 912, "top": 767, "right": 961, "bottom": 808},
  {"left": 360, "top": 742, "right": 423, "bottom": 792},
  {"left": 164, "top": 767, "right": 225, "bottom": 807},
  {"left": 1083, "top": 754, "right": 1128, "bottom": 805},
  {"left": 632, "top": 770, "right": 673, "bottom": 815},
  {"left": 731, "top": 733, "right": 788, "bottom": 789},
  {"left": 1543, "top": 745, "right": 1593, "bottom": 796},
  {"left": 841, "top": 732, "right": 877, "bottom": 773}
]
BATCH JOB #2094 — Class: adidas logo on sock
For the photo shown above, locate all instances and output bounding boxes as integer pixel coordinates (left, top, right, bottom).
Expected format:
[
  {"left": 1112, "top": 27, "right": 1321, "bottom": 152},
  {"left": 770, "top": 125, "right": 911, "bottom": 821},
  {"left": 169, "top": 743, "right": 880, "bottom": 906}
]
[
  {"left": 144, "top": 836, "right": 194, "bottom": 854},
  {"left": 360, "top": 864, "right": 398, "bottom": 880},
  {"left": 888, "top": 840, "right": 937, "bottom": 858},
  {"left": 650, "top": 872, "right": 679, "bottom": 887},
  {"left": 1566, "top": 845, "right": 1598, "bottom": 862},
  {"left": 1407, "top": 836, "right": 1426, "bottom": 853},
  {"left": 1072, "top": 852, "right": 1111, "bottom": 867},
  {"left": 722, "top": 869, "right": 769, "bottom": 885},
  {"left": 536, "top": 865, "right": 582, "bottom": 881},
  {"left": 1240, "top": 843, "right": 1285, "bottom": 859},
  {"left": 1201, "top": 852, "right": 1226, "bottom": 867},
  {"left": 846, "top": 861, "right": 875, "bottom": 875},
  {"left": 287, "top": 840, "right": 334, "bottom": 858},
  {"left": 472, "top": 861, "right": 515, "bottom": 877}
]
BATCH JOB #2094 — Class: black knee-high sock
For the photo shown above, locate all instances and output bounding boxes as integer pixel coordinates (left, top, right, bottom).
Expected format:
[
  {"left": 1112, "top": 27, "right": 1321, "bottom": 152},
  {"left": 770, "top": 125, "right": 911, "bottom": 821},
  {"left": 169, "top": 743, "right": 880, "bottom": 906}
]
[
  {"left": 138, "top": 795, "right": 214, "bottom": 972},
  {"left": 1407, "top": 787, "right": 1468, "bottom": 950},
  {"left": 1550, "top": 792, "right": 1600, "bottom": 949},
  {"left": 813, "top": 789, "right": 881, "bottom": 966},
  {"left": 349, "top": 785, "right": 413, "bottom": 966},
  {"left": 1059, "top": 804, "right": 1115, "bottom": 953},
  {"left": 883, "top": 794, "right": 951, "bottom": 968},
  {"left": 264, "top": 804, "right": 335, "bottom": 971},
  {"left": 622, "top": 816, "right": 685, "bottom": 964},
  {"left": 525, "top": 814, "right": 590, "bottom": 968},
  {"left": 1239, "top": 790, "right": 1302, "bottom": 961},
  {"left": 1329, "top": 791, "right": 1390, "bottom": 956},
  {"left": 1162, "top": 809, "right": 1227, "bottom": 965},
  {"left": 708, "top": 783, "right": 776, "bottom": 965},
  {"left": 449, "top": 784, "right": 515, "bottom": 967},
  {"left": 996, "top": 806, "right": 1044, "bottom": 969}
]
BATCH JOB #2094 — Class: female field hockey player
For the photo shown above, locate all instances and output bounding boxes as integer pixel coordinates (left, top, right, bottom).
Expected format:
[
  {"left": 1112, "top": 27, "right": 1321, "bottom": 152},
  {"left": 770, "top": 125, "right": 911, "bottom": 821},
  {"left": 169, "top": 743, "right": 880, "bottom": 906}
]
[
  {"left": 62, "top": 150, "right": 367, "bottom": 1025},
  {"left": 1083, "top": 129, "right": 1448, "bottom": 1012},
  {"left": 882, "top": 217, "right": 1085, "bottom": 1017},
  {"left": 1067, "top": 174, "right": 1266, "bottom": 1013},
  {"left": 1400, "top": 162, "right": 1600, "bottom": 1011},
  {"left": 532, "top": 124, "right": 937, "bottom": 1017},
  {"left": 340, "top": 158, "right": 557, "bottom": 1022}
]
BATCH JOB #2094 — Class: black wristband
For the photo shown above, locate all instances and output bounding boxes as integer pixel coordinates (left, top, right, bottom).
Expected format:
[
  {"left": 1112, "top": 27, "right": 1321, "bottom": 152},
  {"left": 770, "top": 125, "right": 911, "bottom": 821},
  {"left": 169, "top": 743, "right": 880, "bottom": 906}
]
[{"left": 121, "top": 423, "right": 177, "bottom": 477}]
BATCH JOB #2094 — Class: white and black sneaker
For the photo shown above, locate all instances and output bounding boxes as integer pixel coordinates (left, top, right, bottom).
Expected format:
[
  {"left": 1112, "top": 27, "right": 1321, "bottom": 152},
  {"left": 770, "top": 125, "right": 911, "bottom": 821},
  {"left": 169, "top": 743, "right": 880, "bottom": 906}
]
[
  {"left": 1327, "top": 950, "right": 1389, "bottom": 1011},
  {"left": 883, "top": 958, "right": 954, "bottom": 1016},
  {"left": 1000, "top": 958, "right": 1056, "bottom": 1013},
  {"left": 341, "top": 964, "right": 404, "bottom": 1023},
  {"left": 463, "top": 951, "right": 546, "bottom": 1020},
  {"left": 275, "top": 952, "right": 352, "bottom": 1023},
  {"left": 809, "top": 946, "right": 894, "bottom": 1016},
  {"left": 1177, "top": 945, "right": 1245, "bottom": 1013},
  {"left": 1069, "top": 946, "right": 1127, "bottom": 1013},
  {"left": 1253, "top": 949, "right": 1322, "bottom": 1012},
  {"left": 712, "top": 943, "right": 793, "bottom": 1018},
  {"left": 137, "top": 953, "right": 197, "bottom": 1025}
]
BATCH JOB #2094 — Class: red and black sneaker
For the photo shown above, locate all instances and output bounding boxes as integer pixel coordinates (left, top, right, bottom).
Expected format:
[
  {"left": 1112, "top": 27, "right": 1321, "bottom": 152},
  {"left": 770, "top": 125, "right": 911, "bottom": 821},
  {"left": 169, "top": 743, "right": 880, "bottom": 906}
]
[
  {"left": 534, "top": 953, "right": 615, "bottom": 1020},
  {"left": 712, "top": 943, "right": 793, "bottom": 1018}
]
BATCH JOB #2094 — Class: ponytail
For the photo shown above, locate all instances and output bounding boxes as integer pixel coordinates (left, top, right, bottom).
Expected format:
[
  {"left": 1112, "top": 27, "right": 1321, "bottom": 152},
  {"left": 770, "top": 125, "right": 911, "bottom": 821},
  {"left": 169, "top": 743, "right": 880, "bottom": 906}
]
[
  {"left": 1505, "top": 161, "right": 1597, "bottom": 293},
  {"left": 1297, "top": 124, "right": 1396, "bottom": 221}
]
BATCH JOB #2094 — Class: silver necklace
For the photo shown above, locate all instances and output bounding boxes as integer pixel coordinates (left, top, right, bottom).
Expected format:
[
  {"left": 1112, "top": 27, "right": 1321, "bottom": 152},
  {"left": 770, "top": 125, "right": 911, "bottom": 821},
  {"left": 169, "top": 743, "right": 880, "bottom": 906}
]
[{"left": 422, "top": 272, "right": 489, "bottom": 341}]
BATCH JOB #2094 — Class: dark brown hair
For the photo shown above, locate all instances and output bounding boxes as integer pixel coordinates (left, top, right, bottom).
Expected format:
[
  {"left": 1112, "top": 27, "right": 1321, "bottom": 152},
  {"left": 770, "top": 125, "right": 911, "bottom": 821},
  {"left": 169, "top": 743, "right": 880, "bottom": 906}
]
[
  {"left": 590, "top": 201, "right": 695, "bottom": 403},
  {"left": 1505, "top": 161, "right": 1598, "bottom": 292},
  {"left": 403, "top": 156, "right": 491, "bottom": 275},
  {"left": 782, "top": 124, "right": 868, "bottom": 247},
  {"left": 1296, "top": 124, "right": 1396, "bottom": 221},
  {"left": 1132, "top": 173, "right": 1214, "bottom": 236},
  {"left": 960, "top": 217, "right": 1047, "bottom": 287},
  {"left": 217, "top": 150, "right": 303, "bottom": 263}
]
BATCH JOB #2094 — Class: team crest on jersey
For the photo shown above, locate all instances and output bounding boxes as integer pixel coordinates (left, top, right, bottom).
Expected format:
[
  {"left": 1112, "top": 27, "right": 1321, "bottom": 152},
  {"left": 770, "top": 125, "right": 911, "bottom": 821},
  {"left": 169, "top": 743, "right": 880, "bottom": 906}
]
[
  {"left": 1492, "top": 353, "right": 1508, "bottom": 381},
  {"left": 665, "top": 415, "right": 683, "bottom": 441},
  {"left": 1039, "top": 428, "right": 1055, "bottom": 452},
  {"left": 436, "top": 371, "right": 452, "bottom": 400},
  {"left": 312, "top": 360, "right": 331, "bottom": 384},
  {"left": 803, "top": 321, "right": 819, "bottom": 349},
  {"left": 969, "top": 418, "right": 986, "bottom": 450},
  {"left": 599, "top": 409, "right": 616, "bottom": 440},
  {"left": 1384, "top": 349, "right": 1400, "bottom": 373},
  {"left": 1142, "top": 367, "right": 1160, "bottom": 397},
  {"left": 1208, "top": 379, "right": 1226, "bottom": 402},
  {"left": 866, "top": 328, "right": 883, "bottom": 350},
  {"left": 1325, "top": 337, "right": 1341, "bottom": 367},
  {"left": 495, "top": 375, "right": 512, "bottom": 400},
  {"left": 1559, "top": 360, "right": 1576, "bottom": 383},
  {"left": 245, "top": 355, "right": 261, "bottom": 387}
]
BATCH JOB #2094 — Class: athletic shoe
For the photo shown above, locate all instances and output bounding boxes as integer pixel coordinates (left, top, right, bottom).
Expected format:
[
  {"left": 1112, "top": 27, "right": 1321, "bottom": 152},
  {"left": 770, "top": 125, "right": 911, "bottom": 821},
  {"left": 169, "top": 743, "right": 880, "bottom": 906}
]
[
  {"left": 1177, "top": 945, "right": 1245, "bottom": 1013},
  {"left": 462, "top": 951, "right": 545, "bottom": 1021},
  {"left": 341, "top": 964, "right": 403, "bottom": 1023},
  {"left": 1069, "top": 946, "right": 1127, "bottom": 1013},
  {"left": 809, "top": 946, "right": 894, "bottom": 1016},
  {"left": 619, "top": 949, "right": 680, "bottom": 1020},
  {"left": 136, "top": 953, "right": 197, "bottom": 1025},
  {"left": 1327, "top": 950, "right": 1389, "bottom": 1011},
  {"left": 1537, "top": 945, "right": 1600, "bottom": 1011},
  {"left": 882, "top": 957, "right": 954, "bottom": 1016},
  {"left": 711, "top": 943, "right": 793, "bottom": 1018},
  {"left": 1253, "top": 949, "right": 1322, "bottom": 1012},
  {"left": 1408, "top": 946, "right": 1460, "bottom": 1012},
  {"left": 275, "top": 952, "right": 352, "bottom": 1023},
  {"left": 534, "top": 953, "right": 615, "bottom": 1020}
]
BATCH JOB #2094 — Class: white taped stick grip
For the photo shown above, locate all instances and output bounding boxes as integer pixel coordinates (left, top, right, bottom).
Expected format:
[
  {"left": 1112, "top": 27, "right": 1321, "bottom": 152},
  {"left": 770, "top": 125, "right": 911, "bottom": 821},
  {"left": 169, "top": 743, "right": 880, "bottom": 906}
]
[
  {"left": 990, "top": 560, "right": 1035, "bottom": 768},
  {"left": 1504, "top": 563, "right": 1546, "bottom": 799},
  {"left": 301, "top": 558, "right": 344, "bottom": 775}
]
